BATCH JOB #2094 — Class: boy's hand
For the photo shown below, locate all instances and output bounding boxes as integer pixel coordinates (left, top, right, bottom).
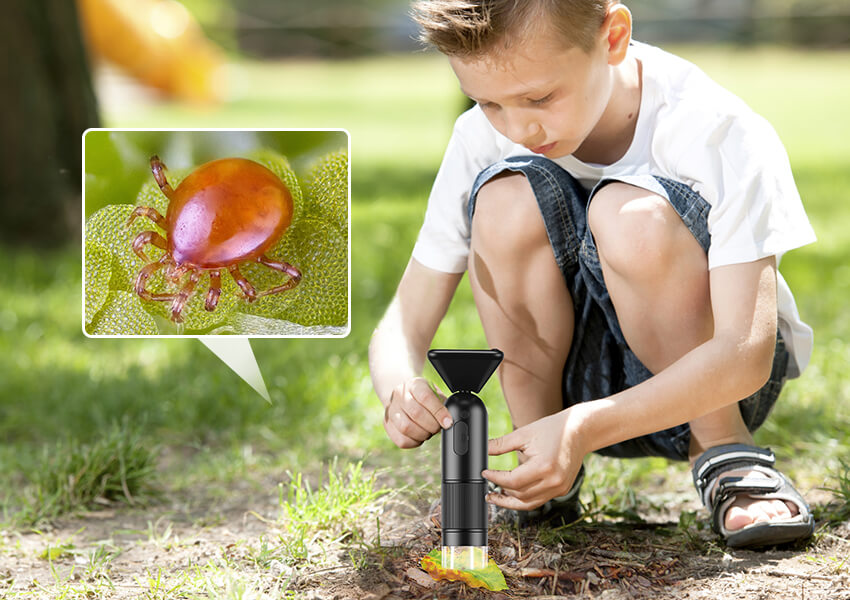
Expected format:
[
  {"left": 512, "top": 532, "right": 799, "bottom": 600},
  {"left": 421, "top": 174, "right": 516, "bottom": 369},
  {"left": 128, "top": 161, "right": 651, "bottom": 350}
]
[
  {"left": 383, "top": 377, "right": 453, "bottom": 449},
  {"left": 483, "top": 409, "right": 586, "bottom": 511}
]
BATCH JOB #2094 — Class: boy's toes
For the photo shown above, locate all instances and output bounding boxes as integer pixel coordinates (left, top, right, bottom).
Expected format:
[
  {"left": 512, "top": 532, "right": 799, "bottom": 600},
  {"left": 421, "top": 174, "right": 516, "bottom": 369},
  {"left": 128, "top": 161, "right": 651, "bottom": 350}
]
[
  {"left": 724, "top": 504, "right": 757, "bottom": 531},
  {"left": 724, "top": 496, "right": 798, "bottom": 531}
]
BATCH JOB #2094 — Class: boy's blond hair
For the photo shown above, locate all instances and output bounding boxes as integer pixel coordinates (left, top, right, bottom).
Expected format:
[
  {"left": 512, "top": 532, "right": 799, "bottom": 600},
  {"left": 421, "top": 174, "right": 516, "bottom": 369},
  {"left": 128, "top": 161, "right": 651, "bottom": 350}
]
[{"left": 412, "top": 0, "right": 610, "bottom": 57}]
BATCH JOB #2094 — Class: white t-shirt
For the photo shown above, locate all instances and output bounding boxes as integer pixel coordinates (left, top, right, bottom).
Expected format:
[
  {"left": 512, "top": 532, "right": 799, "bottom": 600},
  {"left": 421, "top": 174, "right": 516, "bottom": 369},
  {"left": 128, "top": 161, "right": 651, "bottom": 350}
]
[{"left": 412, "top": 41, "right": 816, "bottom": 377}]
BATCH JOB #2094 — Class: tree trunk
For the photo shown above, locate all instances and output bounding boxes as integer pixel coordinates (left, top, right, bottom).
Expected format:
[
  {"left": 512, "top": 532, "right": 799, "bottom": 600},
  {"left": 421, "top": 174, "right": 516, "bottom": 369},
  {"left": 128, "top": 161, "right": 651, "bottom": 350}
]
[{"left": 0, "top": 1, "right": 100, "bottom": 246}]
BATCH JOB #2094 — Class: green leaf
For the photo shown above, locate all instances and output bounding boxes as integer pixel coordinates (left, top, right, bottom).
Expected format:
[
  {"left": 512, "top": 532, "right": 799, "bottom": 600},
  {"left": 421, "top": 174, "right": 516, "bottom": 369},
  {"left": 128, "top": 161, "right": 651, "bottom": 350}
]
[
  {"left": 421, "top": 548, "right": 508, "bottom": 591},
  {"left": 241, "top": 216, "right": 347, "bottom": 327},
  {"left": 87, "top": 291, "right": 158, "bottom": 335},
  {"left": 85, "top": 204, "right": 146, "bottom": 293},
  {"left": 304, "top": 150, "right": 348, "bottom": 229},
  {"left": 84, "top": 242, "right": 113, "bottom": 324}
]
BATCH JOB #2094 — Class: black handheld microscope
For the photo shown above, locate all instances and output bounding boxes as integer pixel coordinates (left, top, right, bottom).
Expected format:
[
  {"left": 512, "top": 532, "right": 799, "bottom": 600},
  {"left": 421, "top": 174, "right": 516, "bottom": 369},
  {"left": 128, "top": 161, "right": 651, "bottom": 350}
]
[{"left": 428, "top": 348, "right": 503, "bottom": 570}]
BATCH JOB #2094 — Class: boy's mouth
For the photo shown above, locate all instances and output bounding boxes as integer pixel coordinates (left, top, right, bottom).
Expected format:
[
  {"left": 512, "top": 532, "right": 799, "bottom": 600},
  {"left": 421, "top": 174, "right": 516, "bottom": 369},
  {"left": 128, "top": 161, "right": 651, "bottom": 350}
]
[{"left": 529, "top": 142, "right": 557, "bottom": 155}]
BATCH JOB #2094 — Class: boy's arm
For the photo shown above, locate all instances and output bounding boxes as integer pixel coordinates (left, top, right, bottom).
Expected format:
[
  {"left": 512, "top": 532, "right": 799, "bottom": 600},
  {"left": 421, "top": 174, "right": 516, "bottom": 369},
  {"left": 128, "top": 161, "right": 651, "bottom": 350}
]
[
  {"left": 369, "top": 257, "right": 463, "bottom": 449},
  {"left": 485, "top": 256, "right": 778, "bottom": 509}
]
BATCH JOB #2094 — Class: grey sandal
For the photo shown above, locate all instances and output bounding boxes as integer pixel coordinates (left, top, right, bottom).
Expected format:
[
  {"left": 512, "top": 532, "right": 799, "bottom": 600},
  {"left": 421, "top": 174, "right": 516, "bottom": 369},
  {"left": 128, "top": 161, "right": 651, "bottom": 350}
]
[{"left": 692, "top": 444, "right": 815, "bottom": 548}]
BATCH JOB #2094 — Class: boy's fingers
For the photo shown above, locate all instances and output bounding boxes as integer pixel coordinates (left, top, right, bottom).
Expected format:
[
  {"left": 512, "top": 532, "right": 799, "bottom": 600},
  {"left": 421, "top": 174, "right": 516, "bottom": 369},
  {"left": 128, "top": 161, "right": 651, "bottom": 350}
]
[
  {"left": 384, "top": 416, "right": 421, "bottom": 449},
  {"left": 488, "top": 430, "right": 525, "bottom": 456},
  {"left": 386, "top": 399, "right": 432, "bottom": 443},
  {"left": 395, "top": 404, "right": 433, "bottom": 441},
  {"left": 482, "top": 462, "right": 538, "bottom": 491},
  {"left": 410, "top": 378, "right": 453, "bottom": 429},
  {"left": 400, "top": 385, "right": 441, "bottom": 434},
  {"left": 485, "top": 489, "right": 545, "bottom": 512}
]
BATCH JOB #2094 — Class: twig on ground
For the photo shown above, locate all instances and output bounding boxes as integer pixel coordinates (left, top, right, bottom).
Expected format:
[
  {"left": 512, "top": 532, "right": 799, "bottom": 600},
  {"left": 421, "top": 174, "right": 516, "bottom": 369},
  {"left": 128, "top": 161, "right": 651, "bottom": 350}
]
[
  {"left": 502, "top": 566, "right": 584, "bottom": 582},
  {"left": 589, "top": 547, "right": 648, "bottom": 569},
  {"left": 552, "top": 561, "right": 559, "bottom": 595}
]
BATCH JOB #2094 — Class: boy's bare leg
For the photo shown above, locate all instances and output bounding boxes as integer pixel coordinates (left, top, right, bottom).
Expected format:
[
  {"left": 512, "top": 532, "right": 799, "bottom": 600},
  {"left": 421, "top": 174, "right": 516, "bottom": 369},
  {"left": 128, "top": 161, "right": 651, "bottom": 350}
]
[
  {"left": 468, "top": 172, "right": 573, "bottom": 464},
  {"left": 588, "top": 182, "right": 797, "bottom": 531}
]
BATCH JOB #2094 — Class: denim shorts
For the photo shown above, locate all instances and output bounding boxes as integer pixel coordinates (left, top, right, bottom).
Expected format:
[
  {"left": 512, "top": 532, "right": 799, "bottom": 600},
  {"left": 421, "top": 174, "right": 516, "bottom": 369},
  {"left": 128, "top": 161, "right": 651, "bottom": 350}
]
[{"left": 469, "top": 156, "right": 789, "bottom": 462}]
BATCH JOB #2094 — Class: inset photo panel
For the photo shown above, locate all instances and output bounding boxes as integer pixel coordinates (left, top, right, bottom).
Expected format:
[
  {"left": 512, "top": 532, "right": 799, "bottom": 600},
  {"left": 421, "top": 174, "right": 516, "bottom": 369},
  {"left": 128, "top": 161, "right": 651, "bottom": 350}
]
[{"left": 82, "top": 129, "right": 349, "bottom": 337}]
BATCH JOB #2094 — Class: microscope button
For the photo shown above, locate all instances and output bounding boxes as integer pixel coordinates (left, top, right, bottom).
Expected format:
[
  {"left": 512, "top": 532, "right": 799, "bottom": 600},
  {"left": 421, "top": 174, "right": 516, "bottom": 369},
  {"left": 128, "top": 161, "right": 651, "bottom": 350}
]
[{"left": 454, "top": 421, "right": 469, "bottom": 455}]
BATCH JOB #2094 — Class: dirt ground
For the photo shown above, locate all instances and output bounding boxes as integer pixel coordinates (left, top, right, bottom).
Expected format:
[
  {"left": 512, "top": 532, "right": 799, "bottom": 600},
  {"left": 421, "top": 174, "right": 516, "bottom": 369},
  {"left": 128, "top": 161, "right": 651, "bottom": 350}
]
[{"left": 2, "top": 472, "right": 849, "bottom": 599}]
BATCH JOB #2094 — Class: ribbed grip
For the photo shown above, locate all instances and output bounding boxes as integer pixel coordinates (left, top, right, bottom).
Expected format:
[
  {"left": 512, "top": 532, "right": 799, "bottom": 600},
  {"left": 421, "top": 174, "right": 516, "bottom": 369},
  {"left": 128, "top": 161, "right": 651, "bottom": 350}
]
[{"left": 442, "top": 481, "right": 488, "bottom": 547}]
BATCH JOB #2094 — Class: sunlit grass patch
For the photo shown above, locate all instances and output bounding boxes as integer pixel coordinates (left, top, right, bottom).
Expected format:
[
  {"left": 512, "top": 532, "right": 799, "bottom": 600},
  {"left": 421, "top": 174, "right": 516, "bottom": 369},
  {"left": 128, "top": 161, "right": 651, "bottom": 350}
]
[
  {"left": 16, "top": 422, "right": 159, "bottom": 525},
  {"left": 274, "top": 459, "right": 389, "bottom": 564}
]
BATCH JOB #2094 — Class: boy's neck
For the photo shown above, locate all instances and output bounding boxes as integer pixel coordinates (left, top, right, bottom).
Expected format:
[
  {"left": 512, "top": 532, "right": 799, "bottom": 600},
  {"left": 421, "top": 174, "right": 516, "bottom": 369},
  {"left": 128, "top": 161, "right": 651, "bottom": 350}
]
[{"left": 573, "top": 56, "right": 642, "bottom": 166}]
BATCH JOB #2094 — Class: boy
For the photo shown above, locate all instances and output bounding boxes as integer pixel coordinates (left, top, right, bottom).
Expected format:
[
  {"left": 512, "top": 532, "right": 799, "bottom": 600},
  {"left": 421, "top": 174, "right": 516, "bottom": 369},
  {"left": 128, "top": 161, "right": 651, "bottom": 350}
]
[{"left": 369, "top": 0, "right": 816, "bottom": 548}]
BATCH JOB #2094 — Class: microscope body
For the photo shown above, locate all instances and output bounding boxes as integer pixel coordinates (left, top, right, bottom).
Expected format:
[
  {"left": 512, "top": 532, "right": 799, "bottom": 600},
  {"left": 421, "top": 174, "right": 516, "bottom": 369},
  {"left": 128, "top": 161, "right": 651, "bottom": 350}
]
[{"left": 441, "top": 391, "right": 488, "bottom": 550}]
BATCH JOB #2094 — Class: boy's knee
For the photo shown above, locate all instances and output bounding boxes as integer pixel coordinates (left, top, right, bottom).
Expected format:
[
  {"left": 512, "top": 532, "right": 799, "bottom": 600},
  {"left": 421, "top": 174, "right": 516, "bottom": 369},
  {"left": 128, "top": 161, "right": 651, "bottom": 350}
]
[
  {"left": 587, "top": 183, "right": 685, "bottom": 279},
  {"left": 471, "top": 172, "right": 546, "bottom": 255}
]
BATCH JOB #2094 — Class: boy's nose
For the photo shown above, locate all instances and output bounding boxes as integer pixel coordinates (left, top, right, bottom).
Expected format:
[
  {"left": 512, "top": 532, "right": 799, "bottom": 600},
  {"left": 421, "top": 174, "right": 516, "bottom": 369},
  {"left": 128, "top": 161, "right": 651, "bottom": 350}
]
[{"left": 505, "top": 113, "right": 541, "bottom": 147}]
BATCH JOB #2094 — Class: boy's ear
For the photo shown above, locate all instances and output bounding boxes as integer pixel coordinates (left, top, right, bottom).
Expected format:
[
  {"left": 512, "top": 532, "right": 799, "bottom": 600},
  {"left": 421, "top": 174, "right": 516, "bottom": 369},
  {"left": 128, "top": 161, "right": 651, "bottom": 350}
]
[{"left": 601, "top": 4, "right": 632, "bottom": 65}]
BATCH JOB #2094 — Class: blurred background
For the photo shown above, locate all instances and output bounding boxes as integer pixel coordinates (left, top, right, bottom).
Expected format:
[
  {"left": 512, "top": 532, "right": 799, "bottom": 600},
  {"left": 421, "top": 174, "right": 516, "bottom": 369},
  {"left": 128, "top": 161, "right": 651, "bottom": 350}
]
[{"left": 0, "top": 0, "right": 848, "bottom": 528}]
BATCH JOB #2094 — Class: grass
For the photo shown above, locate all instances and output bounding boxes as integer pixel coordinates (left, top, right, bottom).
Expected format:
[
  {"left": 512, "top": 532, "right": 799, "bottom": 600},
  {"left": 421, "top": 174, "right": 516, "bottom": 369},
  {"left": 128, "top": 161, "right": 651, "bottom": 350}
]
[
  {"left": 815, "top": 459, "right": 850, "bottom": 525},
  {"left": 4, "top": 459, "right": 388, "bottom": 599},
  {"left": 0, "top": 44, "right": 849, "bottom": 596},
  {"left": 275, "top": 459, "right": 389, "bottom": 564},
  {"left": 16, "top": 421, "right": 159, "bottom": 525}
]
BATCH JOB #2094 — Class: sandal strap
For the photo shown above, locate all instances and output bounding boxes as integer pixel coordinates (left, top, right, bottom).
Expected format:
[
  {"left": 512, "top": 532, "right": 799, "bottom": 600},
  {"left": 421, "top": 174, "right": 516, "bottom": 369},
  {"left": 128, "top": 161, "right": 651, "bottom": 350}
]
[
  {"left": 692, "top": 444, "right": 775, "bottom": 508},
  {"left": 714, "top": 476, "right": 782, "bottom": 509}
]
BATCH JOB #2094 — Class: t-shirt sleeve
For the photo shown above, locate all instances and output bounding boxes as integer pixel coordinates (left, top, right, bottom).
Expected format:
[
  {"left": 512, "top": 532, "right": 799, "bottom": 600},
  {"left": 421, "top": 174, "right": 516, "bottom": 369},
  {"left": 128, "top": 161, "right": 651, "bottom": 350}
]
[
  {"left": 412, "top": 111, "right": 499, "bottom": 273},
  {"left": 673, "top": 113, "right": 816, "bottom": 269}
]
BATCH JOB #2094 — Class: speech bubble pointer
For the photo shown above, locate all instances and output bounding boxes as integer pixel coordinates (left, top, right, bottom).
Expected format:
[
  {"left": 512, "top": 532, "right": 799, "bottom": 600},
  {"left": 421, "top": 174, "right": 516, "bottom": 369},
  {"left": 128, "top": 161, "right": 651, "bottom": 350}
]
[{"left": 200, "top": 338, "right": 271, "bottom": 403}]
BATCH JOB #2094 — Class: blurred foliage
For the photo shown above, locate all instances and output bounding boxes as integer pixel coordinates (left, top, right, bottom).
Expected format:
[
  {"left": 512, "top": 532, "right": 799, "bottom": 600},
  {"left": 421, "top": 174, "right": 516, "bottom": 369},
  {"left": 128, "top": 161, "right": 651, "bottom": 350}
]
[
  {"left": 83, "top": 132, "right": 348, "bottom": 334},
  {"left": 627, "top": 1, "right": 850, "bottom": 46},
  {"left": 173, "top": 0, "right": 850, "bottom": 57}
]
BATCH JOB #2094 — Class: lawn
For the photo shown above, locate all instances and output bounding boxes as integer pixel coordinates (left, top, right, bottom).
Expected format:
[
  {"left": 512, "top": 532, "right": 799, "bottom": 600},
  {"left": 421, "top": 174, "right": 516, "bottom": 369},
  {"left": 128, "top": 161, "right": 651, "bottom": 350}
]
[{"left": 0, "top": 46, "right": 848, "bottom": 598}]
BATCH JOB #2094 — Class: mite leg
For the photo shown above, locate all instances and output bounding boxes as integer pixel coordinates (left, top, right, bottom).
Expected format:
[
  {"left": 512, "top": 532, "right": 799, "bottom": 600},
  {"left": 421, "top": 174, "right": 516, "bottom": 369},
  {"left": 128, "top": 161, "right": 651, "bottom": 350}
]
[
  {"left": 126, "top": 206, "right": 167, "bottom": 229},
  {"left": 255, "top": 254, "right": 302, "bottom": 298},
  {"left": 205, "top": 269, "right": 222, "bottom": 312},
  {"left": 131, "top": 230, "right": 168, "bottom": 262},
  {"left": 150, "top": 155, "right": 175, "bottom": 199},
  {"left": 135, "top": 255, "right": 177, "bottom": 302},
  {"left": 165, "top": 262, "right": 189, "bottom": 284},
  {"left": 169, "top": 269, "right": 201, "bottom": 323},
  {"left": 229, "top": 265, "right": 257, "bottom": 302}
]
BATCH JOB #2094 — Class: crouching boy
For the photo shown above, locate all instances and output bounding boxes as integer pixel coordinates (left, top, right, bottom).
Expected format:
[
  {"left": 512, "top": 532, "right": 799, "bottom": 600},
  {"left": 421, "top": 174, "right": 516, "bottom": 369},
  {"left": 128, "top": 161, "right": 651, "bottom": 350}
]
[{"left": 369, "top": 0, "right": 816, "bottom": 548}]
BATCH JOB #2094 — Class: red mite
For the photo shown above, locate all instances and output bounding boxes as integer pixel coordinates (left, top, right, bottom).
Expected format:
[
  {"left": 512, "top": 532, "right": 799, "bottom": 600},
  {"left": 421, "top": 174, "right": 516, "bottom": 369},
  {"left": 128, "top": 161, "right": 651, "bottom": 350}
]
[{"left": 127, "top": 155, "right": 301, "bottom": 323}]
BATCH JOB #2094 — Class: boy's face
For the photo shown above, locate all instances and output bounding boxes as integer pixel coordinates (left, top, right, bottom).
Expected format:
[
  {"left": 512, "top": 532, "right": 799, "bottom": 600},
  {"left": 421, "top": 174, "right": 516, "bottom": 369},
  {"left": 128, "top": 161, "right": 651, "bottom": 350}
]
[{"left": 449, "top": 28, "right": 614, "bottom": 159}]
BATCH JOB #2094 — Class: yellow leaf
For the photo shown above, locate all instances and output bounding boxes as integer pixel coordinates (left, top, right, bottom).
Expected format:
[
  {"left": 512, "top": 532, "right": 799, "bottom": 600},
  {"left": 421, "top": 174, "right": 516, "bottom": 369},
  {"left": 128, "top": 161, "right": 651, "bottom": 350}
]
[{"left": 421, "top": 548, "right": 508, "bottom": 591}]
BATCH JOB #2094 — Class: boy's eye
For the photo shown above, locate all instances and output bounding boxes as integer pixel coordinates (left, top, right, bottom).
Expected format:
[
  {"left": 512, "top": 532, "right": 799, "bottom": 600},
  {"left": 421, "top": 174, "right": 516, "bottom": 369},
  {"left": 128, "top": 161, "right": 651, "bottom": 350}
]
[{"left": 529, "top": 93, "right": 553, "bottom": 106}]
